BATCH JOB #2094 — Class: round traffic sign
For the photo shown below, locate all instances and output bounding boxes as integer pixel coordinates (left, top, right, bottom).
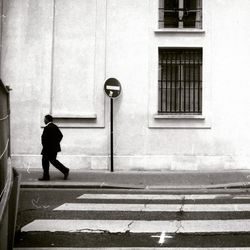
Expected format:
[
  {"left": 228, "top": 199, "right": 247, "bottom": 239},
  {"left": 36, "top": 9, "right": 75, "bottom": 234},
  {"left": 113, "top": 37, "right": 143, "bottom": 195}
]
[{"left": 104, "top": 78, "right": 122, "bottom": 99}]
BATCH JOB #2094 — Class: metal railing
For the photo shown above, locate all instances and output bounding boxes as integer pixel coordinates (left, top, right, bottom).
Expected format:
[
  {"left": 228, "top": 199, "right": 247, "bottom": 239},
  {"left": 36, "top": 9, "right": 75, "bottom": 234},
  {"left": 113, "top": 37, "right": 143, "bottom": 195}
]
[
  {"left": 0, "top": 80, "right": 20, "bottom": 250},
  {"left": 158, "top": 48, "right": 202, "bottom": 114}
]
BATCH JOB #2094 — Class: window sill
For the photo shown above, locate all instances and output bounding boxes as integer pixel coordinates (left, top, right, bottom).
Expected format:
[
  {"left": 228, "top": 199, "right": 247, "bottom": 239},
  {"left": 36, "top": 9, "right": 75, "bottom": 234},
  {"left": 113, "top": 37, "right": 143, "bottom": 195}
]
[
  {"left": 154, "top": 114, "right": 205, "bottom": 120},
  {"left": 149, "top": 113, "right": 210, "bottom": 129},
  {"left": 41, "top": 113, "right": 99, "bottom": 128},
  {"left": 52, "top": 113, "right": 97, "bottom": 119},
  {"left": 155, "top": 29, "right": 205, "bottom": 34}
]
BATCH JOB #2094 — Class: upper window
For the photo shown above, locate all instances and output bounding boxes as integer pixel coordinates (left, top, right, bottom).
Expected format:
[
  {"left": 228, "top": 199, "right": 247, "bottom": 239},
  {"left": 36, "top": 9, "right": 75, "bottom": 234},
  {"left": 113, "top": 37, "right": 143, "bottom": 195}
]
[
  {"left": 158, "top": 48, "right": 202, "bottom": 114},
  {"left": 159, "top": 0, "right": 202, "bottom": 29}
]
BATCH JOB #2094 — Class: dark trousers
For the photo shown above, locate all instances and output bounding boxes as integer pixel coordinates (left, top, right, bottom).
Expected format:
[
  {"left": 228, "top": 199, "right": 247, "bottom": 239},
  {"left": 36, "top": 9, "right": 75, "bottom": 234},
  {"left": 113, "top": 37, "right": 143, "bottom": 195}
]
[{"left": 42, "top": 153, "right": 68, "bottom": 177}]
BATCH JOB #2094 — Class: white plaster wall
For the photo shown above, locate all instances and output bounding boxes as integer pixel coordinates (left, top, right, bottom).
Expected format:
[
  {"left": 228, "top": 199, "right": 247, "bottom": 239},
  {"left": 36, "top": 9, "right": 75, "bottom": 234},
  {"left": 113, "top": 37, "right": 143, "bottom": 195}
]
[
  {"left": 2, "top": 0, "right": 109, "bottom": 170},
  {"left": 106, "top": 0, "right": 250, "bottom": 170},
  {"left": 3, "top": 0, "right": 250, "bottom": 171},
  {"left": 1, "top": 0, "right": 53, "bottom": 160}
]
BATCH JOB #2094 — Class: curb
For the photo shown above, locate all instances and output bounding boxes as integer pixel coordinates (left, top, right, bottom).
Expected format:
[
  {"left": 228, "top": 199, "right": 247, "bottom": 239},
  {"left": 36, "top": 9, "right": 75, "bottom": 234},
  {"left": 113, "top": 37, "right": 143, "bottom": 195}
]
[
  {"left": 20, "top": 182, "right": 145, "bottom": 189},
  {"left": 20, "top": 181, "right": 250, "bottom": 190}
]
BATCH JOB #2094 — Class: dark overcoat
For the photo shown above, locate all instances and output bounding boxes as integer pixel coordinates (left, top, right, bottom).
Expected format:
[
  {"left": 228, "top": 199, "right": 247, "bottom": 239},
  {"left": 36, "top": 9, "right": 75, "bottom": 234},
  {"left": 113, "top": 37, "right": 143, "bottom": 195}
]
[{"left": 41, "top": 122, "right": 63, "bottom": 155}]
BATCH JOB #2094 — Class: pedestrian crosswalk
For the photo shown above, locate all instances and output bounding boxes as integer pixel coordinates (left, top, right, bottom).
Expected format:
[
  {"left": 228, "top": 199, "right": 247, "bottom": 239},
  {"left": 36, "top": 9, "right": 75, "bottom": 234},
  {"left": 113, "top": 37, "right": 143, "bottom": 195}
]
[{"left": 20, "top": 192, "right": 250, "bottom": 248}]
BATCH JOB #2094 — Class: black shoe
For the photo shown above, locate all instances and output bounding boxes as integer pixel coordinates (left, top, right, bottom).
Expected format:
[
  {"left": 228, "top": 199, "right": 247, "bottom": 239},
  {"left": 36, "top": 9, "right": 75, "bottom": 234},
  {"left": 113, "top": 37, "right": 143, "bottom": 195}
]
[
  {"left": 38, "top": 176, "right": 50, "bottom": 181},
  {"left": 64, "top": 169, "right": 69, "bottom": 180}
]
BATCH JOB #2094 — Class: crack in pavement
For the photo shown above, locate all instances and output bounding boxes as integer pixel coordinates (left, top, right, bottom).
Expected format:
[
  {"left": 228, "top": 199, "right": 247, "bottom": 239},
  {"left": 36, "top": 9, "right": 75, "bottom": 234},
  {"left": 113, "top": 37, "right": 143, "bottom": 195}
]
[
  {"left": 125, "top": 220, "right": 134, "bottom": 233},
  {"left": 78, "top": 221, "right": 135, "bottom": 234},
  {"left": 175, "top": 195, "right": 185, "bottom": 234}
]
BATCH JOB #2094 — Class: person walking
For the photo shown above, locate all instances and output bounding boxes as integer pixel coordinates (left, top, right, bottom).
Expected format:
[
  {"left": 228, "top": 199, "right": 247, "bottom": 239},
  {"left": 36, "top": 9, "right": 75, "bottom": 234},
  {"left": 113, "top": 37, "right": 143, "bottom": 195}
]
[{"left": 39, "top": 114, "right": 69, "bottom": 181}]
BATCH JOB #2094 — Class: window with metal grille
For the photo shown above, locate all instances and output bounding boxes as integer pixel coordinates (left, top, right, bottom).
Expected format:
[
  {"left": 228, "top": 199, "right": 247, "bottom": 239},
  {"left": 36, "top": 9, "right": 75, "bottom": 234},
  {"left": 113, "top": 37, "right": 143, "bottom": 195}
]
[
  {"left": 158, "top": 48, "right": 202, "bottom": 114},
  {"left": 159, "top": 0, "right": 202, "bottom": 29}
]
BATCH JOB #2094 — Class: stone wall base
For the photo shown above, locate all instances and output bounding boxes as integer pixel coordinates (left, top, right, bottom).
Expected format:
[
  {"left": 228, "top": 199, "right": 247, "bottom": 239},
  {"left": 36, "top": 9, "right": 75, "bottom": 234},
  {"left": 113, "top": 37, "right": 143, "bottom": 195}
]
[{"left": 11, "top": 154, "right": 250, "bottom": 171}]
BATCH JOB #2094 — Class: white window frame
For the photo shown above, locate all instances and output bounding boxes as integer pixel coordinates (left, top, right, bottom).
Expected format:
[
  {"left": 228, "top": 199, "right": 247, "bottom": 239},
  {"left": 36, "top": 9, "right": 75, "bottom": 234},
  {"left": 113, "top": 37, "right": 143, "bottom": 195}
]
[
  {"left": 148, "top": 45, "right": 211, "bottom": 129},
  {"left": 158, "top": 48, "right": 202, "bottom": 115},
  {"left": 157, "top": 0, "right": 204, "bottom": 33}
]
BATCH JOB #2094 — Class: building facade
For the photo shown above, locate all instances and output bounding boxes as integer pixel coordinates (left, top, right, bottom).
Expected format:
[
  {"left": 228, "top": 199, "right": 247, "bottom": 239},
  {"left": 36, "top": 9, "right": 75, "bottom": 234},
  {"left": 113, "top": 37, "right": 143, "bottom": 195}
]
[{"left": 2, "top": 0, "right": 250, "bottom": 171}]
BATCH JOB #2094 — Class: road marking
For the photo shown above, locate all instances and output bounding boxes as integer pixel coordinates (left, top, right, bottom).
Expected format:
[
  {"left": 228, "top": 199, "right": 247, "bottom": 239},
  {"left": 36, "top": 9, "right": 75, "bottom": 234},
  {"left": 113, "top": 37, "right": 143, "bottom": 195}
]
[
  {"left": 21, "top": 219, "right": 250, "bottom": 233},
  {"left": 54, "top": 203, "right": 250, "bottom": 212},
  {"left": 233, "top": 196, "right": 250, "bottom": 199},
  {"left": 31, "top": 197, "right": 42, "bottom": 209},
  {"left": 77, "top": 194, "right": 231, "bottom": 200},
  {"left": 151, "top": 231, "right": 173, "bottom": 244}
]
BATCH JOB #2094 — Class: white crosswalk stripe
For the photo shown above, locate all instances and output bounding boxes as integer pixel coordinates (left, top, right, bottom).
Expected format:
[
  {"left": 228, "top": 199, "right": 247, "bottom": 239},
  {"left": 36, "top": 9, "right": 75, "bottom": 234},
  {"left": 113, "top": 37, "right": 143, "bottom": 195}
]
[
  {"left": 21, "top": 219, "right": 250, "bottom": 233},
  {"left": 54, "top": 202, "right": 250, "bottom": 212},
  {"left": 77, "top": 193, "right": 233, "bottom": 200}
]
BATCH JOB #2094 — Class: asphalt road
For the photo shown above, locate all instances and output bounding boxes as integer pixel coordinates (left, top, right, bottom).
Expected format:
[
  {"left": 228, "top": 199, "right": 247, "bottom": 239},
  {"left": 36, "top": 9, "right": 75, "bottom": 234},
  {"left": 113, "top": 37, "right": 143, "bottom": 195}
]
[{"left": 14, "top": 188, "right": 250, "bottom": 249}]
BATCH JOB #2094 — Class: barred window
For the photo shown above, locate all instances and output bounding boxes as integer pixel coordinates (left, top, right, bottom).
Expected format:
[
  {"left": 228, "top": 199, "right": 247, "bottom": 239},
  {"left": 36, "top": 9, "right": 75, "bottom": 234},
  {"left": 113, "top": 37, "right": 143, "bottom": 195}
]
[
  {"left": 158, "top": 48, "right": 202, "bottom": 114},
  {"left": 159, "top": 0, "right": 202, "bottom": 29}
]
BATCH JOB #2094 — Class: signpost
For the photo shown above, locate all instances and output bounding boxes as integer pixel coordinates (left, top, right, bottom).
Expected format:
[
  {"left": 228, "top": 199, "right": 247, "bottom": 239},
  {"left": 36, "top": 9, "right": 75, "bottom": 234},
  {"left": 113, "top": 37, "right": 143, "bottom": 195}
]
[{"left": 104, "top": 78, "right": 122, "bottom": 172}]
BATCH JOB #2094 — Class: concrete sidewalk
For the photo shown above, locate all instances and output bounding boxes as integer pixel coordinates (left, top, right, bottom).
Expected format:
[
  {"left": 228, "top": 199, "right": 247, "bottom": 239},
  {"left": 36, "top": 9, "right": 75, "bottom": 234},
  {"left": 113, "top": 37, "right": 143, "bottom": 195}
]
[{"left": 18, "top": 168, "right": 250, "bottom": 190}]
